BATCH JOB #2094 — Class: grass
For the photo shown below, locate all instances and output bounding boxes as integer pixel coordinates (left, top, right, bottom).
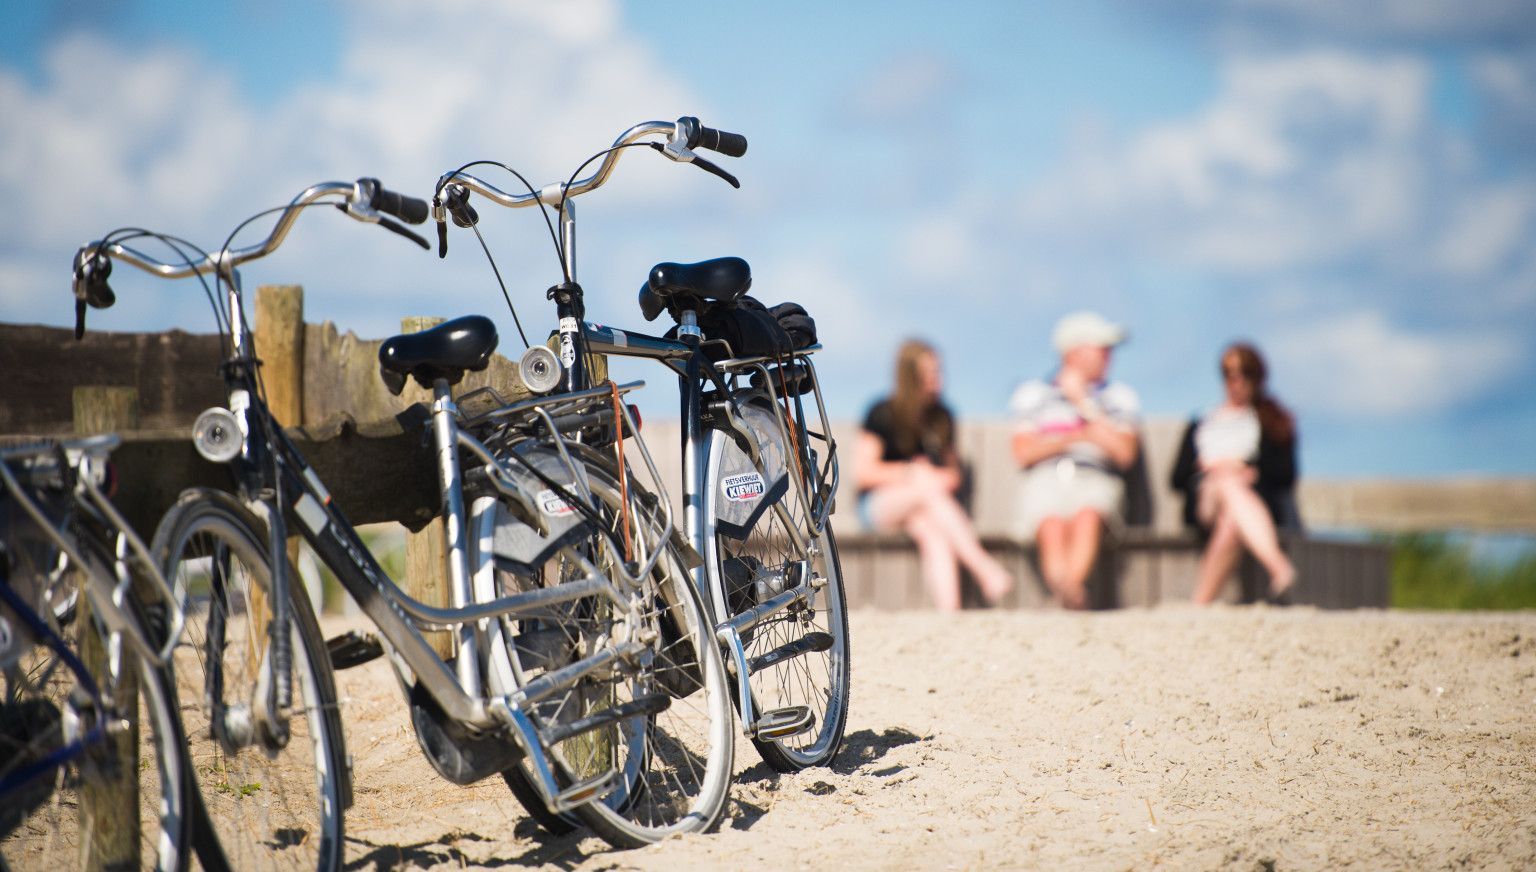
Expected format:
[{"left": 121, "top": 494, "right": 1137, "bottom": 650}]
[{"left": 1389, "top": 533, "right": 1536, "bottom": 610}]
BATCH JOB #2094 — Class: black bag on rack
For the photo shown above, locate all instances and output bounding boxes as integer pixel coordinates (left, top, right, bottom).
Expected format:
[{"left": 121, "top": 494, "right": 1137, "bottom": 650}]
[
  {"left": 769, "top": 302, "right": 816, "bottom": 350},
  {"left": 694, "top": 295, "right": 793, "bottom": 359}
]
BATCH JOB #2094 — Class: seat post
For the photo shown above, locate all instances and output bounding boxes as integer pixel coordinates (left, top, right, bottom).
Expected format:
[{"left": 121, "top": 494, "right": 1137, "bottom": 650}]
[{"left": 430, "top": 377, "right": 479, "bottom": 694}]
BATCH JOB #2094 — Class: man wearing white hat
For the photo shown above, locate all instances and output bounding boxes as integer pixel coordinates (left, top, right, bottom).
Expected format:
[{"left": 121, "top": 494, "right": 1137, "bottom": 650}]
[{"left": 1008, "top": 311, "right": 1141, "bottom": 609}]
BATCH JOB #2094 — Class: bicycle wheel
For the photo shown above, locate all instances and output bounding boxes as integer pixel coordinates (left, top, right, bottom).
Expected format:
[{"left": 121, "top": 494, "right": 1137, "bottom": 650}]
[
  {"left": 706, "top": 411, "right": 851, "bottom": 772},
  {"left": 151, "top": 489, "right": 346, "bottom": 871},
  {"left": 479, "top": 451, "right": 734, "bottom": 847},
  {"left": 0, "top": 549, "right": 190, "bottom": 871}
]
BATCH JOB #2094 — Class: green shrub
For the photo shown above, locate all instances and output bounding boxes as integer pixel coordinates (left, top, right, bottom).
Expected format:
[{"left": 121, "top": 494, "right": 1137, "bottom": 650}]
[{"left": 1390, "top": 533, "right": 1536, "bottom": 610}]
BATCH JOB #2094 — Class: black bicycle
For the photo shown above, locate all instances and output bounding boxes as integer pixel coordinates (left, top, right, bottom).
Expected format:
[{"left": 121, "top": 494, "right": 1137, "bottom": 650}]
[
  {"left": 436, "top": 117, "right": 850, "bottom": 791},
  {"left": 71, "top": 177, "right": 733, "bottom": 866},
  {"left": 1, "top": 436, "right": 191, "bottom": 871}
]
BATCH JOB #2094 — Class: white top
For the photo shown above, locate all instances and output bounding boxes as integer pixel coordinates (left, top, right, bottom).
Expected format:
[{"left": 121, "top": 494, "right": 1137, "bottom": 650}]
[
  {"left": 1009, "top": 378, "right": 1140, "bottom": 470},
  {"left": 1194, "top": 405, "right": 1260, "bottom": 464}
]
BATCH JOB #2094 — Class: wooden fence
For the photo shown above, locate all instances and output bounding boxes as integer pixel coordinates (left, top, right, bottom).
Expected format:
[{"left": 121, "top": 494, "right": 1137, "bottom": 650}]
[{"left": 4, "top": 286, "right": 1527, "bottom": 610}]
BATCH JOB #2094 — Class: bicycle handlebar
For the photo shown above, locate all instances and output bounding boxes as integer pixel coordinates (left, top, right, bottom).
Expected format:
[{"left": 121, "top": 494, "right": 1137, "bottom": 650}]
[
  {"left": 433, "top": 116, "right": 748, "bottom": 216},
  {"left": 75, "top": 178, "right": 427, "bottom": 283}
]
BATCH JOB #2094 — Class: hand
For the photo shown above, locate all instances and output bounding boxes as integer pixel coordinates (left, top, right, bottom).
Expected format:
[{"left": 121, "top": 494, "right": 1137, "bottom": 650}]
[{"left": 1057, "top": 367, "right": 1088, "bottom": 404}]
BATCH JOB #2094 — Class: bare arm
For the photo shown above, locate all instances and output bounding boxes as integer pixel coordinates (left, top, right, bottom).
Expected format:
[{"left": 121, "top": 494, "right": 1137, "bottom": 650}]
[
  {"left": 1080, "top": 420, "right": 1139, "bottom": 471},
  {"left": 853, "top": 431, "right": 913, "bottom": 492},
  {"left": 1012, "top": 429, "right": 1072, "bottom": 468}
]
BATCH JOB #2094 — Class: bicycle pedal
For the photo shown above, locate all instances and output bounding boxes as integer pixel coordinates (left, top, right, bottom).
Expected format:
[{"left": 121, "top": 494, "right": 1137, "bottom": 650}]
[
  {"left": 541, "top": 692, "right": 670, "bottom": 745},
  {"left": 551, "top": 768, "right": 620, "bottom": 813},
  {"left": 326, "top": 630, "right": 384, "bottom": 670},
  {"left": 747, "top": 631, "right": 833, "bottom": 674},
  {"left": 751, "top": 705, "right": 814, "bottom": 740}
]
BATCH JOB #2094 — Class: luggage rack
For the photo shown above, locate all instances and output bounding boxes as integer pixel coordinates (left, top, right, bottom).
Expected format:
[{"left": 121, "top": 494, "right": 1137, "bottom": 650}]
[{"left": 457, "top": 379, "right": 677, "bottom": 587}]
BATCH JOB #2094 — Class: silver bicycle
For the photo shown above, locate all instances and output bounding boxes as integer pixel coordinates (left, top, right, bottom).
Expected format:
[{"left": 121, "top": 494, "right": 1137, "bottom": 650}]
[{"left": 71, "top": 177, "right": 734, "bottom": 865}]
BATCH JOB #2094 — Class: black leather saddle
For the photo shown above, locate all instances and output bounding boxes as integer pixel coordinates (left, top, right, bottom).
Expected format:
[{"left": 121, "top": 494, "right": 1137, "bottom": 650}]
[
  {"left": 378, "top": 315, "right": 498, "bottom": 395},
  {"left": 638, "top": 256, "right": 752, "bottom": 321}
]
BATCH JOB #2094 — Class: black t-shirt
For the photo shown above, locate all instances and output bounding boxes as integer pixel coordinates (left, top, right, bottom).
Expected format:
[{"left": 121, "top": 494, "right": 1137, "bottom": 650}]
[{"left": 861, "top": 398, "right": 955, "bottom": 465}]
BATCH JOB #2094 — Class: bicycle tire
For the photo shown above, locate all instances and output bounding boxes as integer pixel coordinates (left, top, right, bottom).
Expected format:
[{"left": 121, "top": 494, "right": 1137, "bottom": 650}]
[
  {"left": 1, "top": 542, "right": 190, "bottom": 871},
  {"left": 479, "top": 450, "right": 734, "bottom": 847},
  {"left": 705, "top": 415, "right": 851, "bottom": 772},
  {"left": 151, "top": 488, "right": 346, "bottom": 871}
]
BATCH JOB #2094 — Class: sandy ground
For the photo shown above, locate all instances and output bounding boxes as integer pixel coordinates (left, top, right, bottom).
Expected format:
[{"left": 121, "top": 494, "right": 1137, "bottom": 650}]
[{"left": 328, "top": 606, "right": 1536, "bottom": 870}]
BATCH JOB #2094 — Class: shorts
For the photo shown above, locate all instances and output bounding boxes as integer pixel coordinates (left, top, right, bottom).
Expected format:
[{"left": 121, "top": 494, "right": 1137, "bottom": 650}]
[
  {"left": 1014, "top": 457, "right": 1125, "bottom": 541},
  {"left": 857, "top": 487, "right": 902, "bottom": 533}
]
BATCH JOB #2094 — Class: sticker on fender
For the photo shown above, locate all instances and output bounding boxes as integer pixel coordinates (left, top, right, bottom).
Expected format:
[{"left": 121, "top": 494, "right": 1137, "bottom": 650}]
[
  {"left": 722, "top": 472, "right": 765, "bottom": 503},
  {"left": 537, "top": 488, "right": 576, "bottom": 516}
]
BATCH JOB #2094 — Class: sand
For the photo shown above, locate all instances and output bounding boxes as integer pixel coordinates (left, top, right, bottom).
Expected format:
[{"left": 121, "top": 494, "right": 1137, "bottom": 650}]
[{"left": 328, "top": 606, "right": 1536, "bottom": 870}]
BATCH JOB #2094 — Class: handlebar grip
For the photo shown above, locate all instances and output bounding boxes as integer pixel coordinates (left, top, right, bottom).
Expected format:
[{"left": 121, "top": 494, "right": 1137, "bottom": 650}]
[
  {"left": 696, "top": 126, "right": 748, "bottom": 158},
  {"left": 372, "top": 186, "right": 430, "bottom": 225}
]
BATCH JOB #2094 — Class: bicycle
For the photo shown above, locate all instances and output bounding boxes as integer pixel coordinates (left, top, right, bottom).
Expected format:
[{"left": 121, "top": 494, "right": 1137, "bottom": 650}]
[
  {"left": 71, "top": 177, "right": 733, "bottom": 865},
  {"left": 1, "top": 436, "right": 191, "bottom": 871},
  {"left": 435, "top": 117, "right": 850, "bottom": 786}
]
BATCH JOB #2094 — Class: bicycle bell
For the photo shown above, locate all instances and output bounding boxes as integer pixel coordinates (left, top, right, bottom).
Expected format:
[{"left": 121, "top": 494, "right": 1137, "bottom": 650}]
[{"left": 519, "top": 345, "right": 563, "bottom": 394}]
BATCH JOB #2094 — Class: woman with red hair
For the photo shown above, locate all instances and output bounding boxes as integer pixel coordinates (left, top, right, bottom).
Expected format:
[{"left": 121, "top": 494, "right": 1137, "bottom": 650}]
[{"left": 1171, "top": 342, "right": 1300, "bottom": 604}]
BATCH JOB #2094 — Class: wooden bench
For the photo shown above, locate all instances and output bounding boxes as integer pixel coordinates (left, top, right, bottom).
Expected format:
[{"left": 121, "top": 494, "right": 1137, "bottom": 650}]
[{"left": 834, "top": 529, "right": 1393, "bottom": 610}]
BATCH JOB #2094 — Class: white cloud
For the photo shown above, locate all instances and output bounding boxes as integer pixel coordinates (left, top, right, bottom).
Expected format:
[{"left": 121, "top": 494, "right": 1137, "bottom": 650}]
[
  {"left": 0, "top": 0, "right": 712, "bottom": 335},
  {"left": 1268, "top": 309, "right": 1523, "bottom": 416},
  {"left": 1019, "top": 51, "right": 1438, "bottom": 272}
]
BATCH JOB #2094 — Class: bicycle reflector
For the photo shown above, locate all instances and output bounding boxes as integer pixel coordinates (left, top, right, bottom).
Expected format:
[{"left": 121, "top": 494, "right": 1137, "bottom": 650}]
[
  {"left": 192, "top": 407, "right": 244, "bottom": 463},
  {"left": 518, "top": 345, "right": 562, "bottom": 394}
]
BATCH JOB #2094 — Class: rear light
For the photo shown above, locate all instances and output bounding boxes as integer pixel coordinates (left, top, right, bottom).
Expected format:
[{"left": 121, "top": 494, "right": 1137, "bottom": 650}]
[{"left": 627, "top": 404, "right": 642, "bottom": 434}]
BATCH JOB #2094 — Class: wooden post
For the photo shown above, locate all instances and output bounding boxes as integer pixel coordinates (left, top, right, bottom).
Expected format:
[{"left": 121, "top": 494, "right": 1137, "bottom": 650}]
[
  {"left": 72, "top": 387, "right": 140, "bottom": 870},
  {"left": 254, "top": 285, "right": 305, "bottom": 427},
  {"left": 254, "top": 286, "right": 305, "bottom": 641},
  {"left": 401, "top": 316, "right": 454, "bottom": 658}
]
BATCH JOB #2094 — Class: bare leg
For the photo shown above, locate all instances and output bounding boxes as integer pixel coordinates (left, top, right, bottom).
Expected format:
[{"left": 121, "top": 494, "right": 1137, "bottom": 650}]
[
  {"left": 1192, "top": 512, "right": 1242, "bottom": 605},
  {"left": 1035, "top": 517, "right": 1078, "bottom": 607},
  {"left": 1055, "top": 508, "right": 1102, "bottom": 610},
  {"left": 1037, "top": 516, "right": 1086, "bottom": 609},
  {"left": 915, "top": 492, "right": 1013, "bottom": 603},
  {"left": 905, "top": 513, "right": 961, "bottom": 611},
  {"left": 1214, "top": 477, "right": 1296, "bottom": 596}
]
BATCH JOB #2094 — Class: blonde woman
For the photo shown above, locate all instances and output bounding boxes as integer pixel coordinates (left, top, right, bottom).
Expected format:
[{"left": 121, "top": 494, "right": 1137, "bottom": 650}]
[{"left": 853, "top": 339, "right": 1013, "bottom": 610}]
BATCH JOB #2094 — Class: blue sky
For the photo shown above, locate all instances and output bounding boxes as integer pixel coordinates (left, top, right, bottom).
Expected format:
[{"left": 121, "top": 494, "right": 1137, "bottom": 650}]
[{"left": 2, "top": 0, "right": 1533, "bottom": 478}]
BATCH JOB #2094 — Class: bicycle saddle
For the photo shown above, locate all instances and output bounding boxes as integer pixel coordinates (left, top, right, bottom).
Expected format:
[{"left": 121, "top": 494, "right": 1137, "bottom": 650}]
[
  {"left": 638, "top": 256, "right": 752, "bottom": 321},
  {"left": 378, "top": 314, "right": 498, "bottom": 394}
]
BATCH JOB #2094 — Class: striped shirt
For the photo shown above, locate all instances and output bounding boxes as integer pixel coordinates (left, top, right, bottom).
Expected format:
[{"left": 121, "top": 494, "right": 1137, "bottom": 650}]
[{"left": 1009, "top": 377, "right": 1140, "bottom": 470}]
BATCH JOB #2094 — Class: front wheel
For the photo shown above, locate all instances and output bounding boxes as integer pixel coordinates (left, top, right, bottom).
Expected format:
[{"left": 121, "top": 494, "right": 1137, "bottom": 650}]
[{"left": 151, "top": 489, "right": 346, "bottom": 871}]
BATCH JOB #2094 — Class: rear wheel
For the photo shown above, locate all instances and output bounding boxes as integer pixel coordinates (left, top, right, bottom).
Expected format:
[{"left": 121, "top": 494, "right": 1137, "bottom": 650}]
[
  {"left": 707, "top": 419, "right": 851, "bottom": 772},
  {"left": 152, "top": 489, "right": 346, "bottom": 871},
  {"left": 478, "top": 454, "right": 734, "bottom": 847}
]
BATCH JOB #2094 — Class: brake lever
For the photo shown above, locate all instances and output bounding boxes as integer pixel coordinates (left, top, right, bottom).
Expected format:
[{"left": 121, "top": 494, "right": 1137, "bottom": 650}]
[
  {"left": 378, "top": 215, "right": 430, "bottom": 250},
  {"left": 647, "top": 142, "right": 740, "bottom": 188},
  {"left": 689, "top": 154, "right": 740, "bottom": 189}
]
